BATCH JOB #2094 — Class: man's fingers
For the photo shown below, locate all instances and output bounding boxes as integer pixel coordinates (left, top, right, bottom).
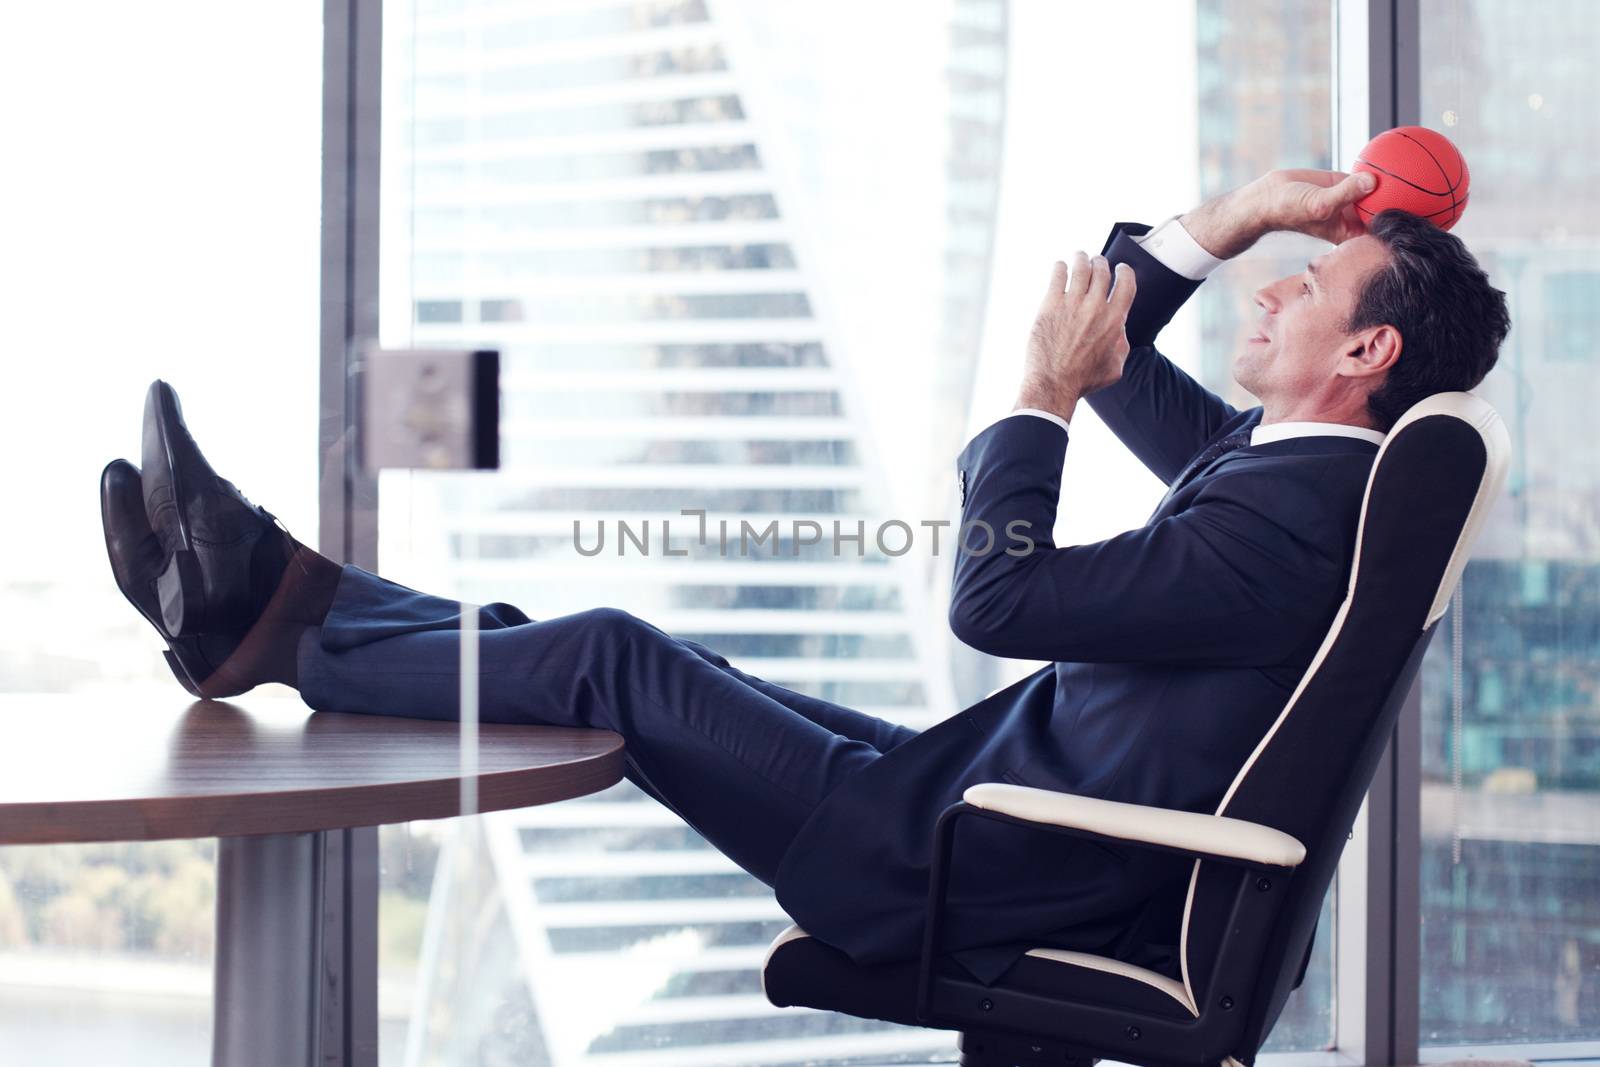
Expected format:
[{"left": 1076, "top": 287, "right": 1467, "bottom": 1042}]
[
  {"left": 1087, "top": 254, "right": 1112, "bottom": 302},
  {"left": 1109, "top": 261, "right": 1137, "bottom": 316},
  {"left": 1278, "top": 168, "right": 1347, "bottom": 187},
  {"left": 1314, "top": 171, "right": 1375, "bottom": 215},
  {"left": 1040, "top": 260, "right": 1069, "bottom": 311},
  {"left": 1065, "top": 250, "right": 1091, "bottom": 301},
  {"left": 1335, "top": 203, "right": 1368, "bottom": 242}
]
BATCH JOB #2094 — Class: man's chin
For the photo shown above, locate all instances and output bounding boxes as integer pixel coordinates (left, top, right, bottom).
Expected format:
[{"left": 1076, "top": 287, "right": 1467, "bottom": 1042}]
[{"left": 1231, "top": 352, "right": 1258, "bottom": 395}]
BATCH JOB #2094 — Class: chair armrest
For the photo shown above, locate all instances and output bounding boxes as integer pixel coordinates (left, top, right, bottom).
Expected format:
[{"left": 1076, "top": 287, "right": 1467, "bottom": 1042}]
[
  {"left": 964, "top": 782, "right": 1305, "bottom": 869},
  {"left": 915, "top": 787, "right": 1305, "bottom": 1027}
]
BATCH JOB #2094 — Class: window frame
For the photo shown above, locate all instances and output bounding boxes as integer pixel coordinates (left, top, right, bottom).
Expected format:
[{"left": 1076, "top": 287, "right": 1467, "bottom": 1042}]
[
  {"left": 318, "top": 1, "right": 383, "bottom": 1064},
  {"left": 1330, "top": 5, "right": 1423, "bottom": 1063}
]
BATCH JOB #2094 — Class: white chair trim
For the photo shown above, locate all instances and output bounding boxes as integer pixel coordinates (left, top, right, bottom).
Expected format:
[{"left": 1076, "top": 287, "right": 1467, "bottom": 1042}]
[
  {"left": 1022, "top": 947, "right": 1197, "bottom": 1017},
  {"left": 1398, "top": 395, "right": 1510, "bottom": 625},
  {"left": 963, "top": 783, "right": 1305, "bottom": 868},
  {"left": 1178, "top": 391, "right": 1509, "bottom": 1009},
  {"left": 761, "top": 925, "right": 1200, "bottom": 1020}
]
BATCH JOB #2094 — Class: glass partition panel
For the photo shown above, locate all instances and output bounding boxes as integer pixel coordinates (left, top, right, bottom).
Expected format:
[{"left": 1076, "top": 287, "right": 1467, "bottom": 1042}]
[
  {"left": 0, "top": 2, "right": 322, "bottom": 1062},
  {"left": 373, "top": 0, "right": 1340, "bottom": 1060},
  {"left": 1417, "top": 0, "right": 1600, "bottom": 1047}
]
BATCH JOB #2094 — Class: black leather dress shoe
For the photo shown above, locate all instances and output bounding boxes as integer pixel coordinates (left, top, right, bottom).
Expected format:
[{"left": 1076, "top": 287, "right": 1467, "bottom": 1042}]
[
  {"left": 142, "top": 380, "right": 293, "bottom": 637},
  {"left": 100, "top": 459, "right": 229, "bottom": 696}
]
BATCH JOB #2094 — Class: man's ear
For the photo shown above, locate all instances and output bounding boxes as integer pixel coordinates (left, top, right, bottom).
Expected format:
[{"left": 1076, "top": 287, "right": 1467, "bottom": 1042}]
[{"left": 1337, "top": 324, "right": 1402, "bottom": 380}]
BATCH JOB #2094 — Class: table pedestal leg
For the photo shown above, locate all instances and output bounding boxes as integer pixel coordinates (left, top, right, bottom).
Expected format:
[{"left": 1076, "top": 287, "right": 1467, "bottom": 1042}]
[{"left": 213, "top": 831, "right": 322, "bottom": 1067}]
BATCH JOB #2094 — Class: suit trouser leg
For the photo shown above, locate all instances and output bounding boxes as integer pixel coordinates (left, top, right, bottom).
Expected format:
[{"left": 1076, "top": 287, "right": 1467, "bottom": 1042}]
[
  {"left": 296, "top": 566, "right": 917, "bottom": 884},
  {"left": 671, "top": 636, "right": 918, "bottom": 754}
]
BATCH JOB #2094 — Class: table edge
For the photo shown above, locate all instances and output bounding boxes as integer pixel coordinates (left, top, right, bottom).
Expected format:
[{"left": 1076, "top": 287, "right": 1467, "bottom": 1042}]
[{"left": 0, "top": 734, "right": 625, "bottom": 844}]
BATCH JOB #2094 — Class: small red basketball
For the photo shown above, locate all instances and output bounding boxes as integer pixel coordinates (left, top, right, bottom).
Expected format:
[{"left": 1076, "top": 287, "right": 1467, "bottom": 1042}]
[{"left": 1351, "top": 126, "right": 1470, "bottom": 230}]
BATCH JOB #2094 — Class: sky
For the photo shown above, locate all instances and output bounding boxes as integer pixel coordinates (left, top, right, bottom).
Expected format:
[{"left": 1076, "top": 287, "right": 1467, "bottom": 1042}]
[{"left": 0, "top": 2, "right": 324, "bottom": 599}]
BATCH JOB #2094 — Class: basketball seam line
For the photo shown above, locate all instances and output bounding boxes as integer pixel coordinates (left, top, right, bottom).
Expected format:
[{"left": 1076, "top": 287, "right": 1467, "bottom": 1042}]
[
  {"left": 1355, "top": 196, "right": 1465, "bottom": 223},
  {"left": 1395, "top": 129, "right": 1461, "bottom": 218},
  {"left": 1395, "top": 128, "right": 1465, "bottom": 190},
  {"left": 1357, "top": 157, "right": 1454, "bottom": 198}
]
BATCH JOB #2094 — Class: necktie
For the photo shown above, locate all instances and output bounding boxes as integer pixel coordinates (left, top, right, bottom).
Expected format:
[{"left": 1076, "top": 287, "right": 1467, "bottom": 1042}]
[{"left": 1153, "top": 428, "right": 1255, "bottom": 514}]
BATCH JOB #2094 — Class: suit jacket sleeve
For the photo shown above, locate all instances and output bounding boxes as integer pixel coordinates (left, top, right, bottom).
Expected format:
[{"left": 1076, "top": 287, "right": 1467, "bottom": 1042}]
[
  {"left": 1087, "top": 222, "right": 1240, "bottom": 485},
  {"left": 948, "top": 415, "right": 1343, "bottom": 666}
]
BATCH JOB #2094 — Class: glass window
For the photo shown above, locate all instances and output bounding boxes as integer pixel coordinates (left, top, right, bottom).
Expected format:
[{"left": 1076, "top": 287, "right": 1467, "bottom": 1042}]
[
  {"left": 1417, "top": 0, "right": 1600, "bottom": 1047},
  {"left": 0, "top": 3, "right": 322, "bottom": 1063},
  {"left": 375, "top": 0, "right": 1342, "bottom": 1060}
]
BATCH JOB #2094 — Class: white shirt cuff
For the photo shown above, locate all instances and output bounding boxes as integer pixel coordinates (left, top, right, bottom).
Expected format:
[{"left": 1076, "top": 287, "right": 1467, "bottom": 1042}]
[
  {"left": 1131, "top": 215, "right": 1225, "bottom": 281},
  {"left": 1004, "top": 408, "right": 1071, "bottom": 434}
]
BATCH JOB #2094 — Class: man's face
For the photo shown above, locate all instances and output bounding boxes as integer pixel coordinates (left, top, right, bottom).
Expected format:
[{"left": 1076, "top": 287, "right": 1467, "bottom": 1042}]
[{"left": 1234, "top": 234, "right": 1392, "bottom": 408}]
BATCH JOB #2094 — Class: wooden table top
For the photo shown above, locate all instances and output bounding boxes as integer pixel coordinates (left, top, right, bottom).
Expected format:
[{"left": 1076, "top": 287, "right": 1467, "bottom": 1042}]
[{"left": 0, "top": 693, "right": 624, "bottom": 844}]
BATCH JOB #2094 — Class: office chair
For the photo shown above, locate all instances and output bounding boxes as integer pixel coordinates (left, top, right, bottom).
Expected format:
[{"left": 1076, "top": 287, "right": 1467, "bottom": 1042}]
[{"left": 762, "top": 392, "right": 1510, "bottom": 1067}]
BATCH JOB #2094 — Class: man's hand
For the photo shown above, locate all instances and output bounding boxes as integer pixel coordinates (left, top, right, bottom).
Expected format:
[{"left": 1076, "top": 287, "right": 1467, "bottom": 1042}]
[
  {"left": 1181, "top": 168, "right": 1377, "bottom": 260},
  {"left": 1014, "top": 252, "right": 1137, "bottom": 423}
]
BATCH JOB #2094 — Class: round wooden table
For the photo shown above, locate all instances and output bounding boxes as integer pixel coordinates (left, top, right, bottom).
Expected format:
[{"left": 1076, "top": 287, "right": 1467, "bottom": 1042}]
[{"left": 0, "top": 694, "right": 624, "bottom": 1067}]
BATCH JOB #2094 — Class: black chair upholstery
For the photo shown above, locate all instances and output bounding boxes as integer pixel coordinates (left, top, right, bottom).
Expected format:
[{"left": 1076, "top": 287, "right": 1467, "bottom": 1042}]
[{"left": 763, "top": 393, "right": 1510, "bottom": 1067}]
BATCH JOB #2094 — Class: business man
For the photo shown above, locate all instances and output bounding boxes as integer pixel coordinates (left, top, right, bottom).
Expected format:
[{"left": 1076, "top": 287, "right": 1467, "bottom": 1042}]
[{"left": 100, "top": 168, "right": 1509, "bottom": 985}]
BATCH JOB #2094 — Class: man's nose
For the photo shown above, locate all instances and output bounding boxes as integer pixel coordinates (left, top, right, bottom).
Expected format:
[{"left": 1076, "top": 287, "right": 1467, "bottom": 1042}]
[{"left": 1253, "top": 287, "right": 1278, "bottom": 314}]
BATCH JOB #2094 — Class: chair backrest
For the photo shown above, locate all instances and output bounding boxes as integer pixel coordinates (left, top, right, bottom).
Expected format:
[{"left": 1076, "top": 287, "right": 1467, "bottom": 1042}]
[{"left": 1176, "top": 392, "right": 1510, "bottom": 1049}]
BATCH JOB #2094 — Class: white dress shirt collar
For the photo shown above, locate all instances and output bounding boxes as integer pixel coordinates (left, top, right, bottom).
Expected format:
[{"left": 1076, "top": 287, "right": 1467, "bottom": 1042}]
[{"left": 1250, "top": 420, "right": 1386, "bottom": 447}]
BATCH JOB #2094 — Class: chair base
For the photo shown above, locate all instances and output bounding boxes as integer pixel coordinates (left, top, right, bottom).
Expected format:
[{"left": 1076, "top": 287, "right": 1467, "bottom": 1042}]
[{"left": 959, "top": 1029, "right": 1097, "bottom": 1067}]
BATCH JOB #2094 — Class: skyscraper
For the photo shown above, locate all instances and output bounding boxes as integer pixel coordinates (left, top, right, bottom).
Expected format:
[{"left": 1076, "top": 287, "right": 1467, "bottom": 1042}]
[{"left": 381, "top": 0, "right": 1002, "bottom": 1060}]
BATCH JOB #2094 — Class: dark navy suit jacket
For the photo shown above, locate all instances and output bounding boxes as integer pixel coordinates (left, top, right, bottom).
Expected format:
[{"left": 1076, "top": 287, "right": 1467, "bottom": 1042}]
[{"left": 771, "top": 222, "right": 1380, "bottom": 985}]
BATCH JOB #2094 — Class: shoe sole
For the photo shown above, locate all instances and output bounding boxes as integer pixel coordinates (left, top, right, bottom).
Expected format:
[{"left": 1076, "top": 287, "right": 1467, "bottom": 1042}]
[
  {"left": 161, "top": 649, "right": 202, "bottom": 697},
  {"left": 100, "top": 459, "right": 203, "bottom": 697},
  {"left": 149, "top": 382, "right": 208, "bottom": 637}
]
